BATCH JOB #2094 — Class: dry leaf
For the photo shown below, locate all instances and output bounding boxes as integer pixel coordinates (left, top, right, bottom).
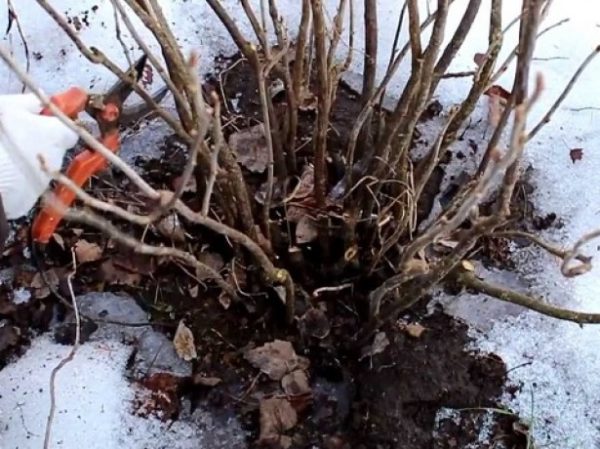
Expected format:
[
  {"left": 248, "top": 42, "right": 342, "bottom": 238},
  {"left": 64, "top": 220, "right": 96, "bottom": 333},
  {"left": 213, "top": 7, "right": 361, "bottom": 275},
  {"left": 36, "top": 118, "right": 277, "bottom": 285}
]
[
  {"left": 437, "top": 239, "right": 459, "bottom": 249},
  {"left": 218, "top": 290, "right": 231, "bottom": 310},
  {"left": 52, "top": 233, "right": 65, "bottom": 250},
  {"left": 244, "top": 340, "right": 310, "bottom": 381},
  {"left": 405, "top": 323, "right": 426, "bottom": 338},
  {"left": 461, "top": 260, "right": 475, "bottom": 272},
  {"left": 193, "top": 375, "right": 222, "bottom": 387},
  {"left": 188, "top": 285, "right": 199, "bottom": 298},
  {"left": 570, "top": 148, "right": 583, "bottom": 163},
  {"left": 74, "top": 239, "right": 103, "bottom": 263},
  {"left": 173, "top": 320, "right": 197, "bottom": 361},
  {"left": 484, "top": 84, "right": 511, "bottom": 100},
  {"left": 113, "top": 252, "right": 156, "bottom": 275},
  {"left": 156, "top": 214, "right": 186, "bottom": 242},
  {"left": 281, "top": 370, "right": 311, "bottom": 397},
  {"left": 197, "top": 252, "right": 224, "bottom": 273},
  {"left": 359, "top": 331, "right": 390, "bottom": 360},
  {"left": 172, "top": 173, "right": 197, "bottom": 193},
  {"left": 100, "top": 259, "right": 141, "bottom": 286},
  {"left": 228, "top": 123, "right": 269, "bottom": 173},
  {"left": 295, "top": 215, "right": 318, "bottom": 244},
  {"left": 473, "top": 52, "right": 487, "bottom": 67},
  {"left": 286, "top": 165, "right": 314, "bottom": 204},
  {"left": 29, "top": 268, "right": 60, "bottom": 299},
  {"left": 258, "top": 397, "right": 297, "bottom": 448},
  {"left": 402, "top": 258, "right": 430, "bottom": 277},
  {"left": 273, "top": 285, "right": 287, "bottom": 304},
  {"left": 298, "top": 307, "right": 330, "bottom": 339}
]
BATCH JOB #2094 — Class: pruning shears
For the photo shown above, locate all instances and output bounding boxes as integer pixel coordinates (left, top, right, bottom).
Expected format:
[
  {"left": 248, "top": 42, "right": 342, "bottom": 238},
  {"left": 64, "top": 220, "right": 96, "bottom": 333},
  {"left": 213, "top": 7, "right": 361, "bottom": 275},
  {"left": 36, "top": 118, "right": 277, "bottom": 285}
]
[{"left": 31, "top": 55, "right": 155, "bottom": 244}]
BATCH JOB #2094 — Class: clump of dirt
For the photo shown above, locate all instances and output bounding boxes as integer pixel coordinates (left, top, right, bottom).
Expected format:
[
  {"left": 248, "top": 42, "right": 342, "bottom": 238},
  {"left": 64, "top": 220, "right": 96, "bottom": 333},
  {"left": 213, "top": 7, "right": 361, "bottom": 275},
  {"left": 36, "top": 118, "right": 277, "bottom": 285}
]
[{"left": 351, "top": 311, "right": 521, "bottom": 449}]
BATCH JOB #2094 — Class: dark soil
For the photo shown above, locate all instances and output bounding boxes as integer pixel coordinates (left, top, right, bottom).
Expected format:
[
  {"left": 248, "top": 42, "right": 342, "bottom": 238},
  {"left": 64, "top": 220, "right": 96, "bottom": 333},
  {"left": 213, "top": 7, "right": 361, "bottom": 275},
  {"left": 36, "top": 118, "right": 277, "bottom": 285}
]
[{"left": 0, "top": 53, "right": 537, "bottom": 448}]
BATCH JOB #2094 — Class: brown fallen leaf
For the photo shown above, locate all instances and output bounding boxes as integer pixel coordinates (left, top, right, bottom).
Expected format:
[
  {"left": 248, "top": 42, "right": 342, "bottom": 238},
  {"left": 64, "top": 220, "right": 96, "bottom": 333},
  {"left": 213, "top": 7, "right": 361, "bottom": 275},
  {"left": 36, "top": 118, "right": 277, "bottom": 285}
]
[
  {"left": 188, "top": 285, "right": 199, "bottom": 299},
  {"left": 281, "top": 369, "right": 311, "bottom": 397},
  {"left": 113, "top": 252, "right": 156, "bottom": 276},
  {"left": 173, "top": 320, "right": 197, "bottom": 361},
  {"left": 52, "top": 233, "right": 65, "bottom": 250},
  {"left": 287, "top": 165, "right": 314, "bottom": 202},
  {"left": 244, "top": 340, "right": 310, "bottom": 381},
  {"left": 218, "top": 290, "right": 231, "bottom": 310},
  {"left": 473, "top": 52, "right": 487, "bottom": 67},
  {"left": 570, "top": 148, "right": 583, "bottom": 163},
  {"left": 29, "top": 268, "right": 60, "bottom": 299},
  {"left": 100, "top": 259, "right": 142, "bottom": 286},
  {"left": 228, "top": 123, "right": 269, "bottom": 173},
  {"left": 74, "top": 239, "right": 103, "bottom": 264},
  {"left": 258, "top": 397, "right": 297, "bottom": 449},
  {"left": 298, "top": 307, "right": 330, "bottom": 339},
  {"left": 172, "top": 173, "right": 197, "bottom": 193},
  {"left": 196, "top": 252, "right": 225, "bottom": 274},
  {"left": 137, "top": 372, "right": 182, "bottom": 420},
  {"left": 484, "top": 84, "right": 511, "bottom": 100},
  {"left": 193, "top": 375, "right": 222, "bottom": 387},
  {"left": 359, "top": 331, "right": 390, "bottom": 361},
  {"left": 461, "top": 260, "right": 476, "bottom": 272},
  {"left": 156, "top": 214, "right": 186, "bottom": 242},
  {"left": 405, "top": 323, "right": 426, "bottom": 338},
  {"left": 295, "top": 215, "right": 318, "bottom": 244}
]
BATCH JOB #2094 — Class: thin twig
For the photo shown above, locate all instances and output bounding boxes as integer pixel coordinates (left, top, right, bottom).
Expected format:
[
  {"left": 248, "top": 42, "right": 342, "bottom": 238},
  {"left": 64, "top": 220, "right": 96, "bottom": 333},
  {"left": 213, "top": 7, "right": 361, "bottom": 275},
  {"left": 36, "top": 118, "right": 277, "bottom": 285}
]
[
  {"left": 6, "top": 0, "right": 30, "bottom": 93},
  {"left": 527, "top": 44, "right": 600, "bottom": 141},
  {"left": 44, "top": 249, "right": 80, "bottom": 449},
  {"left": 458, "top": 269, "right": 600, "bottom": 324},
  {"left": 202, "top": 96, "right": 223, "bottom": 216},
  {"left": 562, "top": 228, "right": 600, "bottom": 277}
]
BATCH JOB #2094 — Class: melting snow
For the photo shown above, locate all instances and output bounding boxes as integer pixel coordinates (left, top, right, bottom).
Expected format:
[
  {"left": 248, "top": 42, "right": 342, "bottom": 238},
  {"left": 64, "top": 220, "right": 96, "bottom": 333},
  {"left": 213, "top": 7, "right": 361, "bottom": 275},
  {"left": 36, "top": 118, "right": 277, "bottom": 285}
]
[{"left": 0, "top": 0, "right": 599, "bottom": 447}]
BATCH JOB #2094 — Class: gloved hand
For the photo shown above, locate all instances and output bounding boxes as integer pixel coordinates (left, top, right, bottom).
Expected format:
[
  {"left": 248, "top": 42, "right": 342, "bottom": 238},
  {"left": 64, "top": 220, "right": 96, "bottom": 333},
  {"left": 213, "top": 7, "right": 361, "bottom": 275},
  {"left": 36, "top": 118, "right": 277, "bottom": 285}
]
[
  {"left": 0, "top": 92, "right": 79, "bottom": 221},
  {"left": 0, "top": 91, "right": 81, "bottom": 253}
]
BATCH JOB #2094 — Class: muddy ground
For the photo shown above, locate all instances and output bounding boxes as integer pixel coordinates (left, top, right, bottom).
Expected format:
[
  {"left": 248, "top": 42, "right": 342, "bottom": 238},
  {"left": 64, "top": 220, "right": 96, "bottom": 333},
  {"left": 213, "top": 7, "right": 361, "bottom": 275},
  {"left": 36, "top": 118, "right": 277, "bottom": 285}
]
[{"left": 0, "top": 53, "right": 539, "bottom": 448}]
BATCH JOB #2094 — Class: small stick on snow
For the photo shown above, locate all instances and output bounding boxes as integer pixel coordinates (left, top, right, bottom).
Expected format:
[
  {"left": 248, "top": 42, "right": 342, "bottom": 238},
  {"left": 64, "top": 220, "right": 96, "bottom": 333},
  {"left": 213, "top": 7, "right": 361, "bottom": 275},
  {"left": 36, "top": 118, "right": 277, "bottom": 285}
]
[{"left": 44, "top": 249, "right": 80, "bottom": 449}]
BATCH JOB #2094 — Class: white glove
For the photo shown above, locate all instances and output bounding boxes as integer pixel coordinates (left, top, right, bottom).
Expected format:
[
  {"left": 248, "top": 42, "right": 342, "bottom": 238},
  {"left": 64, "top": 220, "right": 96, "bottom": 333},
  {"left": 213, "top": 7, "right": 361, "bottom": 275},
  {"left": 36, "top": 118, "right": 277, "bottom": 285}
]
[{"left": 0, "top": 93, "right": 79, "bottom": 219}]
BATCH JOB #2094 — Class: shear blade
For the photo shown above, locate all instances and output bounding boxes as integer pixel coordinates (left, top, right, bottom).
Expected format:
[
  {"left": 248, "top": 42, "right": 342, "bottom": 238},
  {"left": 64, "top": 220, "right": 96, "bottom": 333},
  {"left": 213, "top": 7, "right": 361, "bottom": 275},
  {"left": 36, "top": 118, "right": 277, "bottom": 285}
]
[{"left": 104, "top": 54, "right": 148, "bottom": 106}]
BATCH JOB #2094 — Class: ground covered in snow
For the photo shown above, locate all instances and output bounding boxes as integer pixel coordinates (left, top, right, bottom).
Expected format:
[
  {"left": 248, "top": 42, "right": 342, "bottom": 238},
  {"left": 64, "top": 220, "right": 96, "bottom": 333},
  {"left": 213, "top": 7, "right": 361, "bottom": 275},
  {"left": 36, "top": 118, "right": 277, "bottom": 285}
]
[{"left": 0, "top": 1, "right": 599, "bottom": 448}]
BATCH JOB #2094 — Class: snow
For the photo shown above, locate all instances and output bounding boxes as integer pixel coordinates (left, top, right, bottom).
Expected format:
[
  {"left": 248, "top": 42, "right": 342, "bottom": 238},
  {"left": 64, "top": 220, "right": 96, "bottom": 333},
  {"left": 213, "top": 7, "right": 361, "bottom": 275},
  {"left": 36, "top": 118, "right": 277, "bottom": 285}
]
[
  {"left": 0, "top": 293, "right": 247, "bottom": 449},
  {"left": 0, "top": 0, "right": 599, "bottom": 447}
]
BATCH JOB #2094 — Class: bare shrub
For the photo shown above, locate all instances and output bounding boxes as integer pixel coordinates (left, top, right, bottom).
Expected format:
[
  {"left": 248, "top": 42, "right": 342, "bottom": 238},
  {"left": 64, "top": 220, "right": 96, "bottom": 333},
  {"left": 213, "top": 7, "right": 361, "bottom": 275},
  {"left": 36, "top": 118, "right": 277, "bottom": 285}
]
[{"left": 3, "top": 0, "right": 600, "bottom": 339}]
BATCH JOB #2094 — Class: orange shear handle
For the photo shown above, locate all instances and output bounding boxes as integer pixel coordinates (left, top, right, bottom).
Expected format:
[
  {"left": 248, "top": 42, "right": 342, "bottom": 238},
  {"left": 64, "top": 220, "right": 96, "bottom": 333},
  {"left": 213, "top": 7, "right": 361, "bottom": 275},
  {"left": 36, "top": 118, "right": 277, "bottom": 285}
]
[
  {"left": 31, "top": 87, "right": 121, "bottom": 244},
  {"left": 40, "top": 87, "right": 88, "bottom": 119},
  {"left": 31, "top": 132, "right": 119, "bottom": 244}
]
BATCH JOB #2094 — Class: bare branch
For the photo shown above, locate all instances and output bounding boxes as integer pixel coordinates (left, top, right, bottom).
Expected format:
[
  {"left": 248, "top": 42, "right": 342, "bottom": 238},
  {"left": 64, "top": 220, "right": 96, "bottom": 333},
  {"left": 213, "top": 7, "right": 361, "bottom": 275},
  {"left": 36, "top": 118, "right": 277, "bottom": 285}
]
[
  {"left": 458, "top": 269, "right": 600, "bottom": 324},
  {"left": 527, "top": 44, "right": 600, "bottom": 141}
]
